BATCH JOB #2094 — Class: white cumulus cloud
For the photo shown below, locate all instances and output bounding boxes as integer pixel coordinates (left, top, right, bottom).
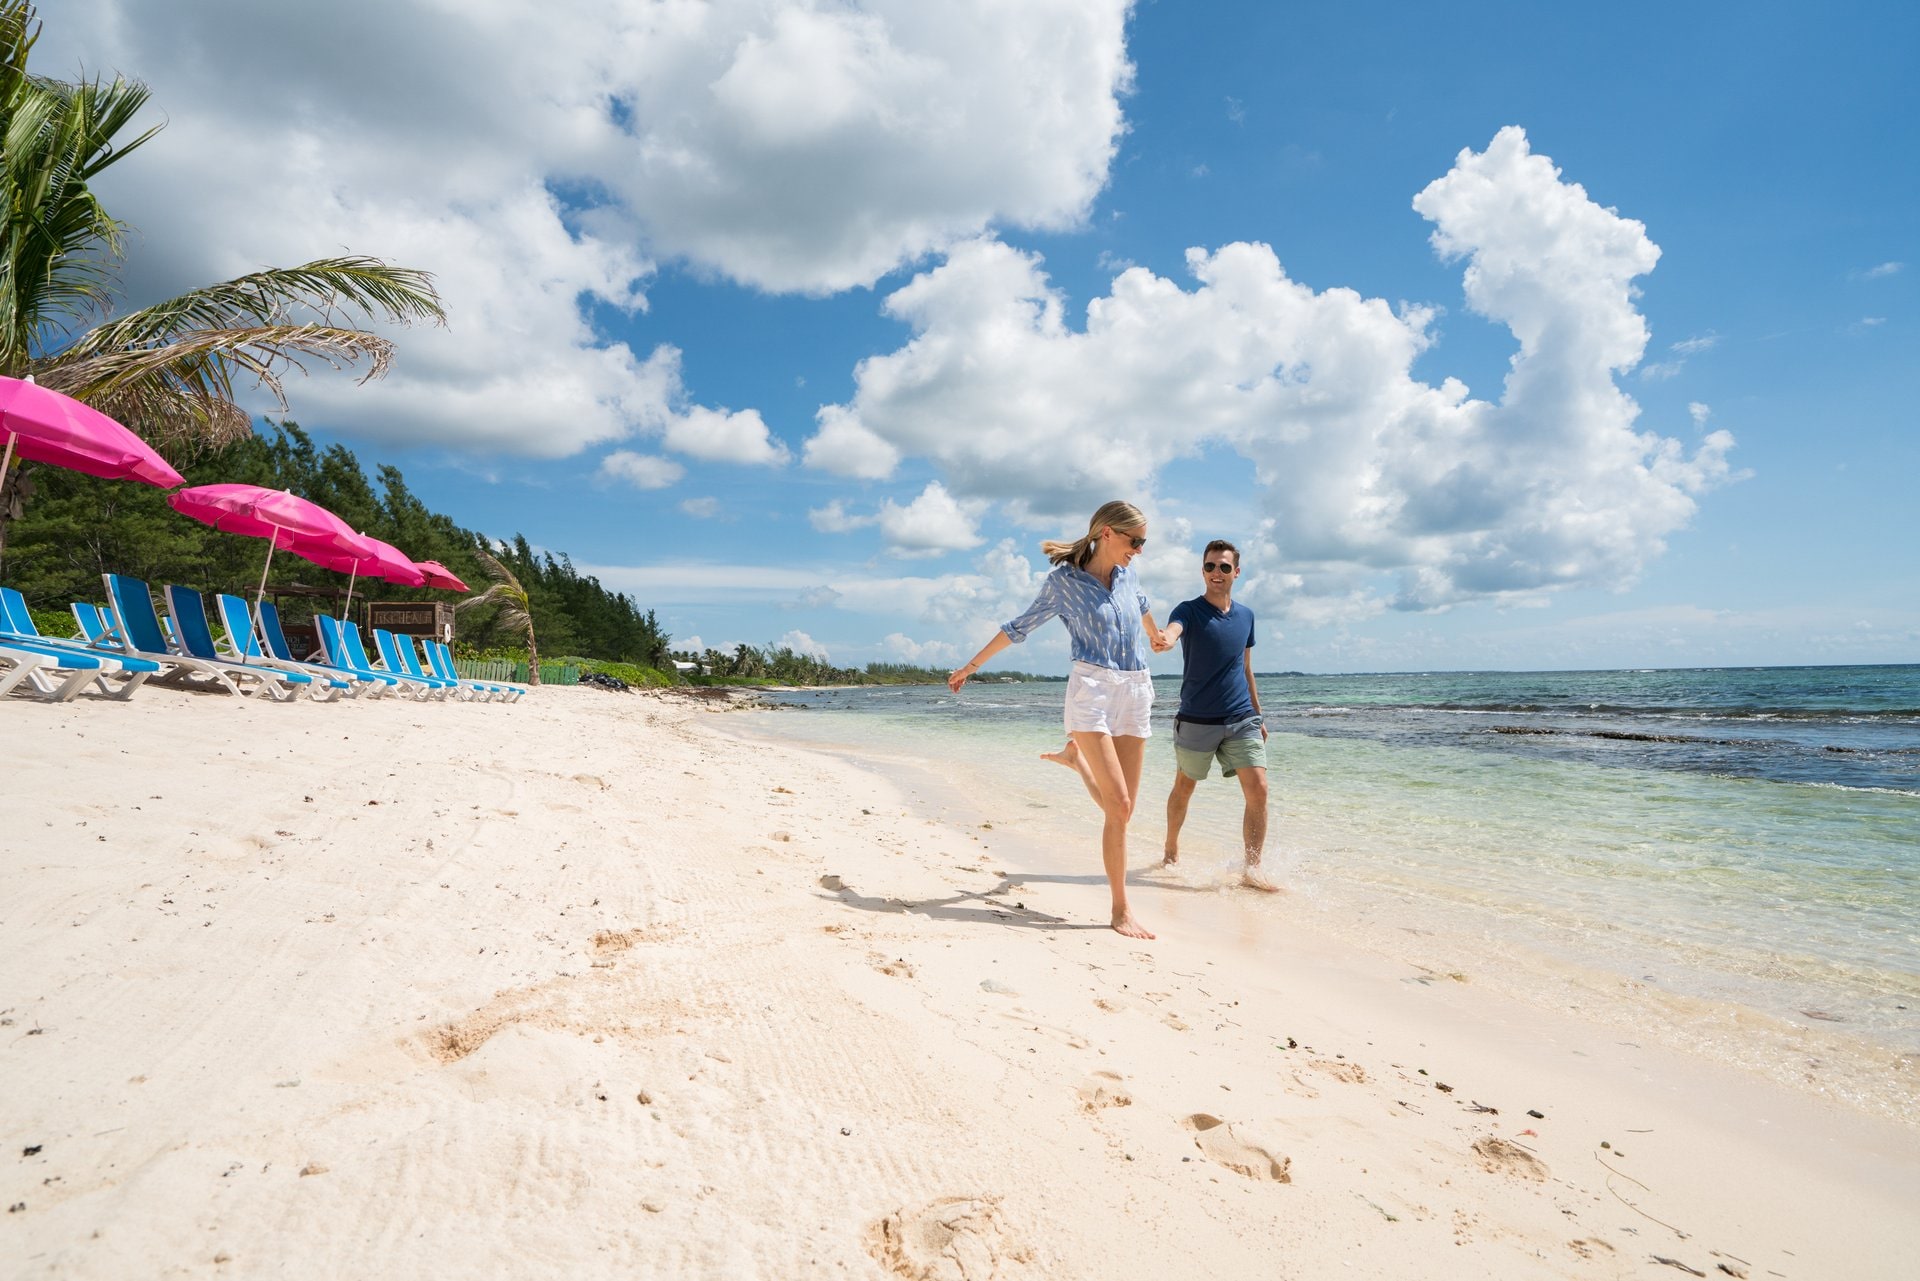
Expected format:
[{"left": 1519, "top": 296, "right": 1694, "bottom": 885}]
[
  {"left": 599, "top": 0, "right": 1134, "bottom": 292},
  {"left": 810, "top": 481, "right": 986, "bottom": 557},
  {"left": 778, "top": 630, "right": 831, "bottom": 660},
  {"left": 659, "top": 405, "right": 790, "bottom": 467},
  {"left": 599, "top": 451, "right": 685, "bottom": 490},
  {"left": 804, "top": 127, "right": 1739, "bottom": 616},
  {"left": 876, "top": 482, "right": 986, "bottom": 557},
  {"left": 880, "top": 632, "right": 960, "bottom": 664},
  {"left": 43, "top": 0, "right": 1135, "bottom": 452}
]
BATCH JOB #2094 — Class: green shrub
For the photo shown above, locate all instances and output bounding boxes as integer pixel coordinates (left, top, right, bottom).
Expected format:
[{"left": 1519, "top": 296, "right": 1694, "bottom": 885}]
[{"left": 27, "top": 606, "right": 77, "bottom": 639}]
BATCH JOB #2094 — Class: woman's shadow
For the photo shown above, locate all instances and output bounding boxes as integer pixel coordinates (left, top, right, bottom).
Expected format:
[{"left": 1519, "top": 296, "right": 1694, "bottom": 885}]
[{"left": 816, "top": 867, "right": 1212, "bottom": 932}]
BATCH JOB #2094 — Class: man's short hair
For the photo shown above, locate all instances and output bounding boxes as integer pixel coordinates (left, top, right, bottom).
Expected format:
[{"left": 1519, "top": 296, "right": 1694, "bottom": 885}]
[{"left": 1203, "top": 539, "right": 1240, "bottom": 567}]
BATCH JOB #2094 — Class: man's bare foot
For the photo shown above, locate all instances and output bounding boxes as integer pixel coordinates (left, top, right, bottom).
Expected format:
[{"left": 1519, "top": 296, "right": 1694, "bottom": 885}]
[
  {"left": 1111, "top": 909, "right": 1155, "bottom": 939},
  {"left": 1158, "top": 847, "right": 1180, "bottom": 867},
  {"left": 1040, "top": 740, "right": 1081, "bottom": 770},
  {"left": 1240, "top": 864, "right": 1282, "bottom": 893}
]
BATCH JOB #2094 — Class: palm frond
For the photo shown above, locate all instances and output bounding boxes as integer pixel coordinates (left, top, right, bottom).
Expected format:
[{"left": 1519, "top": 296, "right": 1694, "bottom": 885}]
[
  {"left": 2, "top": 1, "right": 162, "bottom": 371},
  {"left": 459, "top": 549, "right": 532, "bottom": 624},
  {"left": 33, "top": 371, "right": 252, "bottom": 452},
  {"left": 459, "top": 548, "right": 538, "bottom": 681},
  {"left": 2, "top": 3, "right": 444, "bottom": 452},
  {"left": 38, "top": 261, "right": 445, "bottom": 446},
  {"left": 41, "top": 322, "right": 400, "bottom": 408},
  {"left": 59, "top": 258, "right": 445, "bottom": 356}
]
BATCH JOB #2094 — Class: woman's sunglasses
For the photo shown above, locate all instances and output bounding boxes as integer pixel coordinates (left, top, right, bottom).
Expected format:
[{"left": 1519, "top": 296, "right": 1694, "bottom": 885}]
[
  {"left": 1204, "top": 561, "right": 1236, "bottom": 574},
  {"left": 1109, "top": 529, "right": 1146, "bottom": 550}
]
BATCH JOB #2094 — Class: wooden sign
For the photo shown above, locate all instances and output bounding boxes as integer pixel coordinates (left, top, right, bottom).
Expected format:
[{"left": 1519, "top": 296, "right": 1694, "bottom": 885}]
[{"left": 367, "top": 601, "right": 455, "bottom": 641}]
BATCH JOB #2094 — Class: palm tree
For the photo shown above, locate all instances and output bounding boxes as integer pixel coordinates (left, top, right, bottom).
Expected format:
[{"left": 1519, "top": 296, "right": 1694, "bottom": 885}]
[
  {"left": 459, "top": 547, "right": 540, "bottom": 685},
  {"left": 1, "top": 0, "right": 444, "bottom": 521}
]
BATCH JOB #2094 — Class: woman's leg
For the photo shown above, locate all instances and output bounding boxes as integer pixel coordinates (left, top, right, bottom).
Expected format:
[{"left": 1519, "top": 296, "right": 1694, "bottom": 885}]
[
  {"left": 1070, "top": 730, "right": 1154, "bottom": 939},
  {"left": 1041, "top": 739, "right": 1103, "bottom": 805}
]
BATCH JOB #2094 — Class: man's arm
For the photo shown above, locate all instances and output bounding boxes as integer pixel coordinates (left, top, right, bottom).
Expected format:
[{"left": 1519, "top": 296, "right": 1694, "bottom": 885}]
[{"left": 1243, "top": 646, "right": 1267, "bottom": 740}]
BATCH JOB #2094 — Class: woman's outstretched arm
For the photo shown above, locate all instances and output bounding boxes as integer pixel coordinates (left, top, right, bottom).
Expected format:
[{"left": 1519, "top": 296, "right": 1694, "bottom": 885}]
[
  {"left": 948, "top": 631, "right": 1014, "bottom": 692},
  {"left": 1144, "top": 610, "right": 1174, "bottom": 653}
]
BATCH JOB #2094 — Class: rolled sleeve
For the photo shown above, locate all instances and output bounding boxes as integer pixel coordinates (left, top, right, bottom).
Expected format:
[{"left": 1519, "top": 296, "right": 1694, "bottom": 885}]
[{"left": 1001, "top": 576, "right": 1060, "bottom": 644}]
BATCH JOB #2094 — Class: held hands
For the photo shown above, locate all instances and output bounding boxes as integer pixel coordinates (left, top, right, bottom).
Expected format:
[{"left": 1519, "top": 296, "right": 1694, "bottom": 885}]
[
  {"left": 1149, "top": 628, "right": 1176, "bottom": 653},
  {"left": 947, "top": 663, "right": 975, "bottom": 693}
]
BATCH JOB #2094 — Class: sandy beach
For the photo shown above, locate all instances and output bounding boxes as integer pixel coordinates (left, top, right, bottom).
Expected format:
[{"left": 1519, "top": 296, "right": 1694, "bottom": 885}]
[{"left": 3, "top": 685, "right": 1917, "bottom": 1280}]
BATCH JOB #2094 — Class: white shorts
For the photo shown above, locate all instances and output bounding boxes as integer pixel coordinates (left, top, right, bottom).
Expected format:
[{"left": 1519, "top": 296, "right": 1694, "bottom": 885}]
[{"left": 1064, "top": 661, "right": 1154, "bottom": 738}]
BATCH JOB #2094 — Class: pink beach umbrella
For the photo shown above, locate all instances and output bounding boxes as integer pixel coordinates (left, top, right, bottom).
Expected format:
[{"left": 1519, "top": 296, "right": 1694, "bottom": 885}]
[
  {"left": 168, "top": 483, "right": 370, "bottom": 605},
  {"left": 293, "top": 531, "right": 426, "bottom": 614},
  {"left": 412, "top": 560, "right": 469, "bottom": 593},
  {"left": 0, "top": 374, "right": 185, "bottom": 494}
]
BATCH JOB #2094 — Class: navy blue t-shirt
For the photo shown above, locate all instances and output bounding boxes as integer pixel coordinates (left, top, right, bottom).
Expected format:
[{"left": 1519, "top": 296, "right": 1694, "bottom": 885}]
[{"left": 1168, "top": 596, "right": 1256, "bottom": 722}]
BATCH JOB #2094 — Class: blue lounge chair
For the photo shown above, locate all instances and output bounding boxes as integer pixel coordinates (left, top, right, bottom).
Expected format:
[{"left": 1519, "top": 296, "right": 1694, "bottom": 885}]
[
  {"left": 0, "top": 586, "right": 158, "bottom": 700},
  {"left": 160, "top": 585, "right": 344, "bottom": 703},
  {"left": 212, "top": 595, "right": 368, "bottom": 700},
  {"left": 98, "top": 573, "right": 304, "bottom": 700},
  {"left": 315, "top": 616, "right": 435, "bottom": 700},
  {"left": 373, "top": 628, "right": 457, "bottom": 700},
  {"left": 421, "top": 638, "right": 523, "bottom": 702},
  {"left": 255, "top": 600, "right": 395, "bottom": 698},
  {"left": 0, "top": 638, "right": 104, "bottom": 701},
  {"left": 71, "top": 601, "right": 113, "bottom": 646}
]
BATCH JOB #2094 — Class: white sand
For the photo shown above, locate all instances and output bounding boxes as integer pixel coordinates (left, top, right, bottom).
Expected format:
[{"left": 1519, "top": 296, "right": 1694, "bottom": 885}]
[{"left": 3, "top": 685, "right": 1916, "bottom": 1279}]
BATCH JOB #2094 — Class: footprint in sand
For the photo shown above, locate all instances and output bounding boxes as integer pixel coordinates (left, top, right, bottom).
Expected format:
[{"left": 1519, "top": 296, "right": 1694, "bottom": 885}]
[
  {"left": 1471, "top": 1136, "right": 1549, "bottom": 1182},
  {"left": 1310, "top": 1059, "right": 1367, "bottom": 1084},
  {"left": 1182, "top": 1114, "right": 1291, "bottom": 1182},
  {"left": 1075, "top": 1071, "right": 1132, "bottom": 1112},
  {"left": 867, "top": 1195, "right": 1033, "bottom": 1280},
  {"left": 871, "top": 953, "right": 916, "bottom": 979},
  {"left": 592, "top": 925, "right": 679, "bottom": 954}
]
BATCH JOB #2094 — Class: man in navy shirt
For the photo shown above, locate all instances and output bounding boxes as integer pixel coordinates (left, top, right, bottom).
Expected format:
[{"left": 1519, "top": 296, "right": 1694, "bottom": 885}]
[{"left": 1159, "top": 539, "right": 1276, "bottom": 891}]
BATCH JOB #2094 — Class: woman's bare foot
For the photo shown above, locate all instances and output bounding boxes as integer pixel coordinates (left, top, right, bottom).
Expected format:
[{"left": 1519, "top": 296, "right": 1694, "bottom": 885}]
[
  {"left": 1111, "top": 909, "right": 1155, "bottom": 939},
  {"left": 1040, "top": 740, "right": 1081, "bottom": 770},
  {"left": 1240, "top": 863, "right": 1281, "bottom": 893}
]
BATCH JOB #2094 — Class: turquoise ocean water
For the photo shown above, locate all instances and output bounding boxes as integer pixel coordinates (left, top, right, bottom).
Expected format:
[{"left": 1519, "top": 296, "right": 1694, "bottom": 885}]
[{"left": 749, "top": 666, "right": 1920, "bottom": 1077}]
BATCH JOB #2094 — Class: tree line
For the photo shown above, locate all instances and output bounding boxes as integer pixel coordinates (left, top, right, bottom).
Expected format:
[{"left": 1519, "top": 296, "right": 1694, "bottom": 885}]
[
  {"left": 1, "top": 421, "right": 674, "bottom": 669},
  {"left": 680, "top": 647, "right": 1047, "bottom": 687}
]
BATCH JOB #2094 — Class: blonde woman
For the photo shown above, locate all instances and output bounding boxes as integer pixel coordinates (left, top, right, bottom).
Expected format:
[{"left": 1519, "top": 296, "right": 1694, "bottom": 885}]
[{"left": 948, "top": 501, "right": 1169, "bottom": 939}]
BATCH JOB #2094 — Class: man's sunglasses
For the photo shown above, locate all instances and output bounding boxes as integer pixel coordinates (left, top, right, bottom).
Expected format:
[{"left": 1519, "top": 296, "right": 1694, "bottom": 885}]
[{"left": 1204, "top": 561, "right": 1236, "bottom": 574}]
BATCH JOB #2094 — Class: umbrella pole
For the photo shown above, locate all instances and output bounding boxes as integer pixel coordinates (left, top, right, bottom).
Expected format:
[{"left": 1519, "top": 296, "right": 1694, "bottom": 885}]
[
  {"left": 0, "top": 433, "right": 14, "bottom": 567},
  {"left": 343, "top": 564, "right": 359, "bottom": 621},
  {"left": 255, "top": 536, "right": 278, "bottom": 609}
]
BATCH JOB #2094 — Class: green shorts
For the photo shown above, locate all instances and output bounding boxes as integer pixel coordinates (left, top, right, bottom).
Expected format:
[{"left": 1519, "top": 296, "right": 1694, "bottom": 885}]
[{"left": 1173, "top": 715, "right": 1268, "bottom": 780}]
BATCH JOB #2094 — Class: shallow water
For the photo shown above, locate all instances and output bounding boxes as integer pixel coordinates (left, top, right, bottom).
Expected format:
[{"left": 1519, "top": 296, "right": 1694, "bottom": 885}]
[{"left": 753, "top": 667, "right": 1920, "bottom": 1064}]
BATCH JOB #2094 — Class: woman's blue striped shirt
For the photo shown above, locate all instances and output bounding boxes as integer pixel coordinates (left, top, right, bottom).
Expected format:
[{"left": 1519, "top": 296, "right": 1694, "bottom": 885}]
[{"left": 1000, "top": 563, "right": 1153, "bottom": 671}]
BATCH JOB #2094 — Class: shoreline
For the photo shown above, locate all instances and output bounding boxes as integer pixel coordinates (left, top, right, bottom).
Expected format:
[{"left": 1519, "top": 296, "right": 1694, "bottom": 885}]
[
  {"left": 732, "top": 703, "right": 1920, "bottom": 1126},
  {"left": 3, "top": 685, "right": 1916, "bottom": 1278}
]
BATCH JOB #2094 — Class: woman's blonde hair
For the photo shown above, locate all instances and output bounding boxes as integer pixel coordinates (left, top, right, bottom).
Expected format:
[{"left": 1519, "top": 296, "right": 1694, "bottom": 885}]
[{"left": 1041, "top": 499, "right": 1145, "bottom": 568}]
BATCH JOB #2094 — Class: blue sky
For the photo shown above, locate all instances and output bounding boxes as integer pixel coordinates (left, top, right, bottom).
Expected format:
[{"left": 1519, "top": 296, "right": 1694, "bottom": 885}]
[{"left": 48, "top": 2, "right": 1916, "bottom": 673}]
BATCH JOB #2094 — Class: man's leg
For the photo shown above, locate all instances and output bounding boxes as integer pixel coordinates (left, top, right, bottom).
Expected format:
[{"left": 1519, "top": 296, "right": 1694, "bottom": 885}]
[
  {"left": 1162, "top": 770, "right": 1198, "bottom": 865},
  {"left": 1234, "top": 765, "right": 1277, "bottom": 891}
]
